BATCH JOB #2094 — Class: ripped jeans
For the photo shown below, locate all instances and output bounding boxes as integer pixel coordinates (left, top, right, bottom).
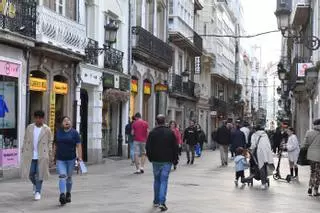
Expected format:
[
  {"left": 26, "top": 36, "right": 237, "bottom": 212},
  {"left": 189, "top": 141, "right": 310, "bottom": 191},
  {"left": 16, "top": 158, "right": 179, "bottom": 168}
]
[{"left": 56, "top": 159, "right": 76, "bottom": 194}]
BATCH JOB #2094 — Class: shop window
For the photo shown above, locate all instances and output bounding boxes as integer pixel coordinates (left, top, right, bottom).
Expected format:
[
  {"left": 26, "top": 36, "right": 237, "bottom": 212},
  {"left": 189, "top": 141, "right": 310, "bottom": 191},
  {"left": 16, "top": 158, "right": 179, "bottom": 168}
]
[
  {"left": 143, "top": 79, "right": 151, "bottom": 121},
  {"left": 53, "top": 75, "right": 68, "bottom": 135}
]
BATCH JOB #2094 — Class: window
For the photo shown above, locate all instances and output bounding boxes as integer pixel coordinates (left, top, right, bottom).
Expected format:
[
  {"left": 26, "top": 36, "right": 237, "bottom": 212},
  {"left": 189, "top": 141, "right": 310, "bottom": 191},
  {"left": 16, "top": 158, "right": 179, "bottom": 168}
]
[
  {"left": 55, "top": 0, "right": 65, "bottom": 15},
  {"left": 169, "top": 0, "right": 173, "bottom": 15}
]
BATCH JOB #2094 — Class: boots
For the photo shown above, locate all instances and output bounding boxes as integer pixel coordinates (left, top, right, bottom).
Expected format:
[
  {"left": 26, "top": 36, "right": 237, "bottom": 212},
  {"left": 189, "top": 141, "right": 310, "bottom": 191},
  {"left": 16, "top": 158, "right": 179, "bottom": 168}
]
[
  {"left": 294, "top": 167, "right": 298, "bottom": 177},
  {"left": 290, "top": 168, "right": 294, "bottom": 177}
]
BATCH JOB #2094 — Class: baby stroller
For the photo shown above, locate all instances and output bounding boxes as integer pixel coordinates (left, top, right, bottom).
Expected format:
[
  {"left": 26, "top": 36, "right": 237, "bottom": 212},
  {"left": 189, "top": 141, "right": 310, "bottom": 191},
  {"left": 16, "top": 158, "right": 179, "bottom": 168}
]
[{"left": 242, "top": 150, "right": 270, "bottom": 187}]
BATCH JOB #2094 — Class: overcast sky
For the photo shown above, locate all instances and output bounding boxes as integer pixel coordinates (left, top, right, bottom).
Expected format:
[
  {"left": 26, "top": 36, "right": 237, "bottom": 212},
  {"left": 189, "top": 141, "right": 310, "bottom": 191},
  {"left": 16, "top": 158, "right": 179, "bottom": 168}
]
[{"left": 241, "top": 0, "right": 281, "bottom": 68}]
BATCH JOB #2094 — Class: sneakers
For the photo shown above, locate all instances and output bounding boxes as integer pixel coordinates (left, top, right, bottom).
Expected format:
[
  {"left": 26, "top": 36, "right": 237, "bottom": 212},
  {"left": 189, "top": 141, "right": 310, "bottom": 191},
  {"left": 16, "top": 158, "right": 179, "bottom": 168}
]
[
  {"left": 134, "top": 169, "right": 141, "bottom": 174},
  {"left": 59, "top": 193, "right": 66, "bottom": 205},
  {"left": 190, "top": 160, "right": 194, "bottom": 165},
  {"left": 34, "top": 192, "right": 41, "bottom": 201},
  {"left": 66, "top": 192, "right": 71, "bottom": 203},
  {"left": 313, "top": 188, "right": 319, "bottom": 197},
  {"left": 308, "top": 187, "right": 312, "bottom": 195},
  {"left": 260, "top": 184, "right": 267, "bottom": 190},
  {"left": 234, "top": 180, "right": 238, "bottom": 186},
  {"left": 140, "top": 168, "right": 144, "bottom": 174},
  {"left": 187, "top": 160, "right": 190, "bottom": 164},
  {"left": 153, "top": 202, "right": 160, "bottom": 208},
  {"left": 159, "top": 204, "right": 168, "bottom": 212}
]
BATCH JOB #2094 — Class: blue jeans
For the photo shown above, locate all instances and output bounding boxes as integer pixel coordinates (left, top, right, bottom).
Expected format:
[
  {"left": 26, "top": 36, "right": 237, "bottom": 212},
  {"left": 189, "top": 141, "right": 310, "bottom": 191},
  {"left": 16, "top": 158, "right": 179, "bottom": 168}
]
[
  {"left": 56, "top": 159, "right": 75, "bottom": 194},
  {"left": 29, "top": 160, "right": 43, "bottom": 193},
  {"left": 152, "top": 162, "right": 172, "bottom": 205},
  {"left": 129, "top": 141, "right": 134, "bottom": 162}
]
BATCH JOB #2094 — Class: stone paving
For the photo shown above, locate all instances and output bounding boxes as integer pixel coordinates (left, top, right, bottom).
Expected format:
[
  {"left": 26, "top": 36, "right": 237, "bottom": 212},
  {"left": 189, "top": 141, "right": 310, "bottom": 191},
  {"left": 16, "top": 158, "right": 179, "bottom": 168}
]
[{"left": 0, "top": 150, "right": 318, "bottom": 213}]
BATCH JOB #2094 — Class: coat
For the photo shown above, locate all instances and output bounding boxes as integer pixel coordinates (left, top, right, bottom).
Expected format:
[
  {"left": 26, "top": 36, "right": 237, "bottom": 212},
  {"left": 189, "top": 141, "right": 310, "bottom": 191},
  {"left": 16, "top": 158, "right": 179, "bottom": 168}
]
[
  {"left": 231, "top": 129, "right": 246, "bottom": 152},
  {"left": 20, "top": 123, "right": 53, "bottom": 180},
  {"left": 302, "top": 125, "right": 320, "bottom": 162},
  {"left": 250, "top": 130, "right": 274, "bottom": 169},
  {"left": 216, "top": 125, "right": 231, "bottom": 145},
  {"left": 286, "top": 134, "right": 300, "bottom": 163}
]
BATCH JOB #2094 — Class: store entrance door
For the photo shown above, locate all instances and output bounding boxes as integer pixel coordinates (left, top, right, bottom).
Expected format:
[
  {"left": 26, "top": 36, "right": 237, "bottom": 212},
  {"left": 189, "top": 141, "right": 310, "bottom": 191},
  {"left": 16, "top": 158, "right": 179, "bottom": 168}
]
[{"left": 80, "top": 89, "right": 88, "bottom": 162}]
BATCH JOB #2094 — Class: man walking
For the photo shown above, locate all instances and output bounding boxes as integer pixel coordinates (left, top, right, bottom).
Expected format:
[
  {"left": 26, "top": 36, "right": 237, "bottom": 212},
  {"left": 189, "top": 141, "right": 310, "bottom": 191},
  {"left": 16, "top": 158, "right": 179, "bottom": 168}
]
[
  {"left": 21, "top": 110, "right": 53, "bottom": 200},
  {"left": 230, "top": 120, "right": 246, "bottom": 155},
  {"left": 183, "top": 120, "right": 198, "bottom": 165},
  {"left": 216, "top": 121, "right": 231, "bottom": 167},
  {"left": 146, "top": 114, "right": 178, "bottom": 212},
  {"left": 240, "top": 121, "right": 250, "bottom": 146},
  {"left": 132, "top": 112, "right": 149, "bottom": 174},
  {"left": 125, "top": 116, "right": 135, "bottom": 165}
]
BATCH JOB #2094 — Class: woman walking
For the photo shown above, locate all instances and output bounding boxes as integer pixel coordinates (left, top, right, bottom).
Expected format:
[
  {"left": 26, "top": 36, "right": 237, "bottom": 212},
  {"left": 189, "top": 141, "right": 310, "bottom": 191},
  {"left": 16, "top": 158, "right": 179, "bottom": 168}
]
[
  {"left": 283, "top": 127, "right": 300, "bottom": 178},
  {"left": 54, "top": 116, "right": 82, "bottom": 205},
  {"left": 302, "top": 119, "right": 320, "bottom": 196},
  {"left": 170, "top": 121, "right": 182, "bottom": 169}
]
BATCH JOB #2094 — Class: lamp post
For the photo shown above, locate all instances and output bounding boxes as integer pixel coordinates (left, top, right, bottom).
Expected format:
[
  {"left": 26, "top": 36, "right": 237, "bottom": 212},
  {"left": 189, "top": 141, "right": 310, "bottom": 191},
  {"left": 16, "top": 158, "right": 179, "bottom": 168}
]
[
  {"left": 181, "top": 69, "right": 190, "bottom": 83},
  {"left": 274, "top": 1, "right": 320, "bottom": 50},
  {"left": 277, "top": 62, "right": 286, "bottom": 81},
  {"left": 104, "top": 20, "right": 119, "bottom": 46},
  {"left": 277, "top": 86, "right": 281, "bottom": 95}
]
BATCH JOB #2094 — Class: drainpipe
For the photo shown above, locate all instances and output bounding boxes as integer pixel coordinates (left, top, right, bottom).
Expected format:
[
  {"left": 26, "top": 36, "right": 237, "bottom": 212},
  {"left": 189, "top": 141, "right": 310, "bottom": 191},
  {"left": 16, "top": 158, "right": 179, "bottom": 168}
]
[{"left": 25, "top": 48, "right": 31, "bottom": 127}]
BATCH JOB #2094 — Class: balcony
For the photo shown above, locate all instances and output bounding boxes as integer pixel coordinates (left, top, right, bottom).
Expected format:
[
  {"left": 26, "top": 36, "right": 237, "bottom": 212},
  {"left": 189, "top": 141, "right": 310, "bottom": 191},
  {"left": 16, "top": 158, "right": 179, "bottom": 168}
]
[
  {"left": 0, "top": 0, "right": 36, "bottom": 38},
  {"left": 104, "top": 45, "right": 124, "bottom": 72},
  {"left": 168, "top": 73, "right": 197, "bottom": 100},
  {"left": 292, "top": 0, "right": 310, "bottom": 27},
  {"left": 36, "top": 6, "right": 87, "bottom": 55},
  {"left": 132, "top": 26, "right": 172, "bottom": 69},
  {"left": 85, "top": 38, "right": 98, "bottom": 65},
  {"left": 193, "top": 31, "right": 203, "bottom": 53},
  {"left": 209, "top": 96, "right": 227, "bottom": 114}
]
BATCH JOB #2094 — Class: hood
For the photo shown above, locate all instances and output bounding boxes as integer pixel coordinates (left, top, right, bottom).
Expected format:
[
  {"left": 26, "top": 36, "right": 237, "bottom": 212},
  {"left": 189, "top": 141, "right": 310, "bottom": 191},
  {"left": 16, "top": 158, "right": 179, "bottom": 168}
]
[
  {"left": 254, "top": 130, "right": 268, "bottom": 137},
  {"left": 314, "top": 125, "right": 320, "bottom": 131},
  {"left": 234, "top": 155, "right": 245, "bottom": 163}
]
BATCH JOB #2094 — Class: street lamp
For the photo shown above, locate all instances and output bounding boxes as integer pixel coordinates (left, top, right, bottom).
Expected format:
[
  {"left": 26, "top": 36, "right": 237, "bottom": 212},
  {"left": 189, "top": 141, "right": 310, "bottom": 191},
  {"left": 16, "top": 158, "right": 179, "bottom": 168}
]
[
  {"left": 104, "top": 20, "right": 119, "bottom": 45},
  {"left": 277, "top": 86, "right": 281, "bottom": 95},
  {"left": 277, "top": 62, "right": 286, "bottom": 81},
  {"left": 278, "top": 99, "right": 282, "bottom": 107},
  {"left": 274, "top": 1, "right": 320, "bottom": 50},
  {"left": 181, "top": 69, "right": 190, "bottom": 83}
]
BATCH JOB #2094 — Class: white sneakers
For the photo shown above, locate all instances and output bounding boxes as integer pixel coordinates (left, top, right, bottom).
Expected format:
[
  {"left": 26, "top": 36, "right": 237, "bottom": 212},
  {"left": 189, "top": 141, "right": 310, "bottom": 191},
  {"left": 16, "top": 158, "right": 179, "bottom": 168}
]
[
  {"left": 34, "top": 192, "right": 41, "bottom": 201},
  {"left": 260, "top": 184, "right": 267, "bottom": 190}
]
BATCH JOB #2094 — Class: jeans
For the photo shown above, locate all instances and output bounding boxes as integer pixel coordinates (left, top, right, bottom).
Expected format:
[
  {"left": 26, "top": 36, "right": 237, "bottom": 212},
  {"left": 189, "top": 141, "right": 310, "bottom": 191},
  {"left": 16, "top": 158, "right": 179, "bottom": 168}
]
[
  {"left": 186, "top": 144, "right": 195, "bottom": 162},
  {"left": 152, "top": 162, "right": 172, "bottom": 205},
  {"left": 29, "top": 159, "right": 43, "bottom": 193},
  {"left": 56, "top": 159, "right": 76, "bottom": 194},
  {"left": 219, "top": 145, "right": 229, "bottom": 165},
  {"left": 128, "top": 141, "right": 134, "bottom": 162}
]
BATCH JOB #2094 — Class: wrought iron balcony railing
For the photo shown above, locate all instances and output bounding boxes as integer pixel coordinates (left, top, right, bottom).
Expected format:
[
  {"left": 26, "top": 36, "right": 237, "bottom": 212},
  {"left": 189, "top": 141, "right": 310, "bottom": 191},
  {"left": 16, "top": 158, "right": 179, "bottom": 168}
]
[
  {"left": 169, "top": 73, "right": 196, "bottom": 98},
  {"left": 36, "top": 5, "right": 87, "bottom": 55},
  {"left": 85, "top": 38, "right": 99, "bottom": 65},
  {"left": 132, "top": 26, "right": 172, "bottom": 69},
  {"left": 104, "top": 45, "right": 124, "bottom": 72},
  {"left": 0, "top": 0, "right": 36, "bottom": 38},
  {"left": 193, "top": 31, "right": 203, "bottom": 53},
  {"left": 209, "top": 96, "right": 227, "bottom": 113}
]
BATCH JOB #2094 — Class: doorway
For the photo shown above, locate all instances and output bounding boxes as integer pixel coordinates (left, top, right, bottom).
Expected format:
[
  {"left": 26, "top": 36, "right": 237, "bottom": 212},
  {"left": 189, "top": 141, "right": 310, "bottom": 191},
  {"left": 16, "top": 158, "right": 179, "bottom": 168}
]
[{"left": 80, "top": 89, "right": 88, "bottom": 162}]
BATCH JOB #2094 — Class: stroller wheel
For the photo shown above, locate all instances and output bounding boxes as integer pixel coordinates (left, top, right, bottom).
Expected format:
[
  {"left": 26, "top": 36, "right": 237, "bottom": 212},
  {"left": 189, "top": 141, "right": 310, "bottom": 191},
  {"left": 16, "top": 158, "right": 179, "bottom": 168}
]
[{"left": 273, "top": 173, "right": 280, "bottom": 180}]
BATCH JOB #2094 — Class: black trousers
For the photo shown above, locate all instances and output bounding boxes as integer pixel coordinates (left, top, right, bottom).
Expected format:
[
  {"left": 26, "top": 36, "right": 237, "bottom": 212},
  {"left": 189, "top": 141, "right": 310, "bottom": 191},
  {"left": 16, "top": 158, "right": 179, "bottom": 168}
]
[{"left": 235, "top": 170, "right": 245, "bottom": 182}]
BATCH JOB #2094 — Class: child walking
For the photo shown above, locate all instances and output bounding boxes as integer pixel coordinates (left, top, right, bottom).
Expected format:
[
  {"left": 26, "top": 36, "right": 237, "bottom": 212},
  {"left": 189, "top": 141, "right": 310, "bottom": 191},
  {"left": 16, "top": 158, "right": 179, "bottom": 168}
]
[{"left": 234, "top": 147, "right": 249, "bottom": 186}]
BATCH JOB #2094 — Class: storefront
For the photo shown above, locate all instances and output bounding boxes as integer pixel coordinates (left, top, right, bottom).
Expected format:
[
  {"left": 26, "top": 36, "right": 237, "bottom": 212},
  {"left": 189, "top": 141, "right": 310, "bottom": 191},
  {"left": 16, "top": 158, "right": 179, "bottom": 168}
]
[
  {"left": 0, "top": 57, "right": 24, "bottom": 178},
  {"left": 130, "top": 77, "right": 138, "bottom": 118},
  {"left": 155, "top": 83, "right": 168, "bottom": 115}
]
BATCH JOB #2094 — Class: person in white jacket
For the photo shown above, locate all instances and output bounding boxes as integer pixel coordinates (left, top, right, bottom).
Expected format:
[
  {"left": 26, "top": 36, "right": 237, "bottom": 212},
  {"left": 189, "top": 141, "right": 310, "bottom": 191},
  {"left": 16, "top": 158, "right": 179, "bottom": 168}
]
[
  {"left": 250, "top": 125, "right": 274, "bottom": 190},
  {"left": 283, "top": 127, "right": 300, "bottom": 178}
]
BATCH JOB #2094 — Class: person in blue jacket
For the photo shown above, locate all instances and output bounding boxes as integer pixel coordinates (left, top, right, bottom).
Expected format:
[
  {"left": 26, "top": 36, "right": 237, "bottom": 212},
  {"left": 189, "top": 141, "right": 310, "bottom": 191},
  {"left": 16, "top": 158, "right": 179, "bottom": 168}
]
[{"left": 0, "top": 95, "right": 9, "bottom": 118}]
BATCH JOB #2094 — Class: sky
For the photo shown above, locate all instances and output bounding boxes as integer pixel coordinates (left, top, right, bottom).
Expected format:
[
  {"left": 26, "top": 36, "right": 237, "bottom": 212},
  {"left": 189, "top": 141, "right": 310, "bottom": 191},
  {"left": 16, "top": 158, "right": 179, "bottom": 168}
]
[{"left": 241, "top": 0, "right": 282, "bottom": 69}]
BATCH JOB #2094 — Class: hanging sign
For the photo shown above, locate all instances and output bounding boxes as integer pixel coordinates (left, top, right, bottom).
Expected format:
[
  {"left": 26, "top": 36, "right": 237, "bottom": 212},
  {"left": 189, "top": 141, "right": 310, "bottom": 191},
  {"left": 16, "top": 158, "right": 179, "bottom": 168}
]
[
  {"left": 143, "top": 82, "right": 151, "bottom": 95},
  {"left": 29, "top": 77, "right": 47, "bottom": 92},
  {"left": 195, "top": 56, "right": 201, "bottom": 74},
  {"left": 0, "top": 60, "right": 20, "bottom": 78},
  {"left": 53, "top": 81, "right": 68, "bottom": 95},
  {"left": 131, "top": 79, "right": 138, "bottom": 93},
  {"left": 155, "top": 83, "right": 168, "bottom": 92},
  {"left": 297, "top": 63, "right": 312, "bottom": 77},
  {"left": 49, "top": 92, "right": 56, "bottom": 133}
]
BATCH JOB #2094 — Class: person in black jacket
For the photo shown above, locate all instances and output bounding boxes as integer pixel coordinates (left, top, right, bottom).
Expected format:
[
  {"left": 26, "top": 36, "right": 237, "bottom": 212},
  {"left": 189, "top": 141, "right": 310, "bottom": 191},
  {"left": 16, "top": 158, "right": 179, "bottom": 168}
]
[
  {"left": 183, "top": 120, "right": 198, "bottom": 165},
  {"left": 273, "top": 127, "right": 282, "bottom": 154},
  {"left": 196, "top": 125, "right": 206, "bottom": 157},
  {"left": 230, "top": 121, "right": 246, "bottom": 156},
  {"left": 216, "top": 121, "right": 232, "bottom": 166},
  {"left": 146, "top": 114, "right": 178, "bottom": 212}
]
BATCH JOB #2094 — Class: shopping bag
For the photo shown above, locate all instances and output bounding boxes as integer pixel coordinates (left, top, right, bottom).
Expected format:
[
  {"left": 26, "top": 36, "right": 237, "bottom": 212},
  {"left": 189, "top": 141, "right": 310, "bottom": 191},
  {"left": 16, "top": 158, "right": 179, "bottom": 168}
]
[
  {"left": 195, "top": 143, "right": 201, "bottom": 156},
  {"left": 79, "top": 161, "right": 88, "bottom": 174},
  {"left": 297, "top": 147, "right": 309, "bottom": 166}
]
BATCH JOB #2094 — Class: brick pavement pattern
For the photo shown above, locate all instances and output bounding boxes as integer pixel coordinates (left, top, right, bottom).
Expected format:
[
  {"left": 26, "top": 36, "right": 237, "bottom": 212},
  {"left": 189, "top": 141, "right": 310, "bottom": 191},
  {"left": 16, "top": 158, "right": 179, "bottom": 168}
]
[{"left": 0, "top": 151, "right": 318, "bottom": 213}]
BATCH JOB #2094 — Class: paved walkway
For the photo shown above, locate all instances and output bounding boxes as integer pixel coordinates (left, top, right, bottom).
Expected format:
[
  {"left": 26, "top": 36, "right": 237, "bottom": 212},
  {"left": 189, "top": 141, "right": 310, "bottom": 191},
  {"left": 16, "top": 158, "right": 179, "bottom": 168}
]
[{"left": 0, "top": 150, "right": 318, "bottom": 213}]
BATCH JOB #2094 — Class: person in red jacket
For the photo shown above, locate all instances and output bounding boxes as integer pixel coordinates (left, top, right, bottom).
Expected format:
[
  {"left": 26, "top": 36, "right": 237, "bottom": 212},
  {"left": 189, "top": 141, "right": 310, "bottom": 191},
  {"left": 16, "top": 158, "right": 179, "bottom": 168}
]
[{"left": 169, "top": 121, "right": 182, "bottom": 170}]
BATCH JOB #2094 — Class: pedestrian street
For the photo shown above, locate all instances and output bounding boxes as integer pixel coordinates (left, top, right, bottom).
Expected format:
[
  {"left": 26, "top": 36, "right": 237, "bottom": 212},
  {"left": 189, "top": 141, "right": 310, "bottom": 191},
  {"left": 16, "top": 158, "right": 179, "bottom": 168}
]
[{"left": 0, "top": 150, "right": 318, "bottom": 213}]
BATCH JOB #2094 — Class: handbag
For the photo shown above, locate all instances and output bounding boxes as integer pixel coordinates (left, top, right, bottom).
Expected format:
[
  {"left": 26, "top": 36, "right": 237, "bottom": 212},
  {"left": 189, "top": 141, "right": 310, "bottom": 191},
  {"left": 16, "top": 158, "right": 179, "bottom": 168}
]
[
  {"left": 297, "top": 146, "right": 309, "bottom": 166},
  {"left": 79, "top": 161, "right": 88, "bottom": 174}
]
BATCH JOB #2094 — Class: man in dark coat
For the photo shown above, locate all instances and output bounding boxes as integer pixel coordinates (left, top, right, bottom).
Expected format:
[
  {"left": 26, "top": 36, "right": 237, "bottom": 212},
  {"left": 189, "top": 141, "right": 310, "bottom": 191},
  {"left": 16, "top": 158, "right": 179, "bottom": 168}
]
[
  {"left": 273, "top": 127, "right": 282, "bottom": 154},
  {"left": 230, "top": 121, "right": 246, "bottom": 156},
  {"left": 183, "top": 120, "right": 198, "bottom": 165},
  {"left": 216, "top": 121, "right": 231, "bottom": 166}
]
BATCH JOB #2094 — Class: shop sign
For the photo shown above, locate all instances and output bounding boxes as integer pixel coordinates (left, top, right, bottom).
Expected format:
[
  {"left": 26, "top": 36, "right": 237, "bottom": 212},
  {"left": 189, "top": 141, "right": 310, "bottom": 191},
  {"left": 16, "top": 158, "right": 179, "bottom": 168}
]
[
  {"left": 119, "top": 77, "right": 130, "bottom": 91},
  {"left": 49, "top": 92, "right": 56, "bottom": 133},
  {"left": 0, "top": 148, "right": 18, "bottom": 167},
  {"left": 0, "top": 60, "right": 20, "bottom": 78},
  {"left": 103, "top": 73, "right": 115, "bottom": 88},
  {"left": 143, "top": 82, "right": 151, "bottom": 95},
  {"left": 155, "top": 83, "right": 168, "bottom": 92},
  {"left": 195, "top": 56, "right": 201, "bottom": 74},
  {"left": 29, "top": 77, "right": 47, "bottom": 92},
  {"left": 297, "top": 63, "right": 312, "bottom": 77},
  {"left": 53, "top": 81, "right": 68, "bottom": 95},
  {"left": 131, "top": 79, "right": 138, "bottom": 93}
]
